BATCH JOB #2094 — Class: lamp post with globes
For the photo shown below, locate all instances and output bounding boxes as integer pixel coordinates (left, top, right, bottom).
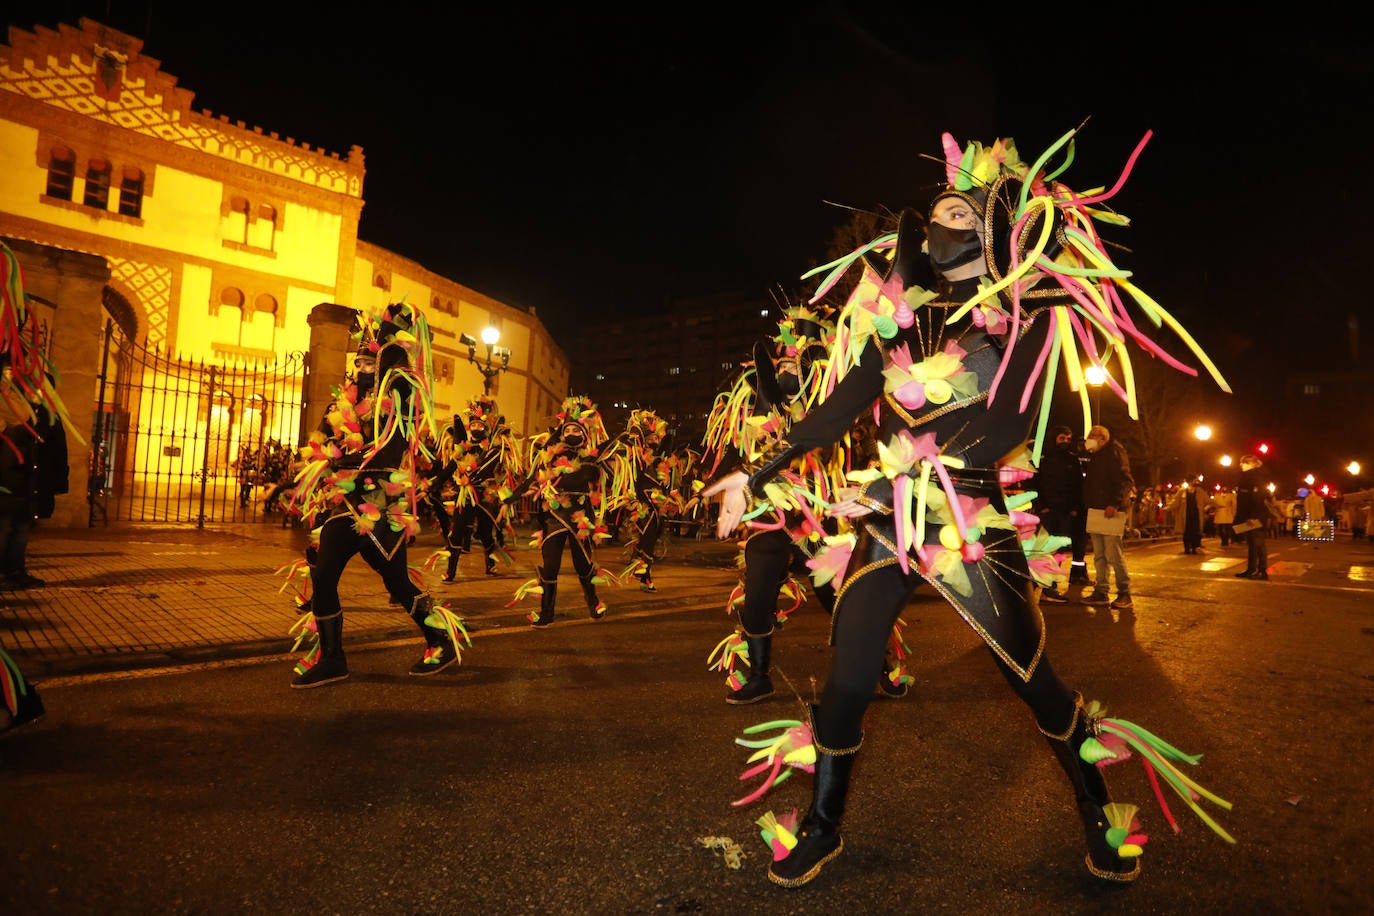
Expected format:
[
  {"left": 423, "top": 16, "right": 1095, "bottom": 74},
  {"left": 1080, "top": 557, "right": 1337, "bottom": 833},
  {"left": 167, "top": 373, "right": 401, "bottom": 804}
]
[
  {"left": 1085, "top": 364, "right": 1107, "bottom": 421},
  {"left": 459, "top": 326, "right": 511, "bottom": 395},
  {"left": 1192, "top": 424, "right": 1212, "bottom": 486}
]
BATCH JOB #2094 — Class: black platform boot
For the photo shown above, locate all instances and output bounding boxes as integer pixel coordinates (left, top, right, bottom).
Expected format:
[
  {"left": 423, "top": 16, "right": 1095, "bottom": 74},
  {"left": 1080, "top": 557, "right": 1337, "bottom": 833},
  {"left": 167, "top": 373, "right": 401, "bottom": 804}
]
[
  {"left": 726, "top": 636, "right": 774, "bottom": 705},
  {"left": 291, "top": 612, "right": 349, "bottom": 688},
  {"left": 532, "top": 580, "right": 556, "bottom": 628},
  {"left": 768, "top": 705, "right": 860, "bottom": 888},
  {"left": 483, "top": 549, "right": 499, "bottom": 576},
  {"left": 1042, "top": 696, "right": 1141, "bottom": 882},
  {"left": 442, "top": 548, "right": 460, "bottom": 583},
  {"left": 408, "top": 594, "right": 459, "bottom": 676},
  {"left": 580, "top": 574, "right": 606, "bottom": 620}
]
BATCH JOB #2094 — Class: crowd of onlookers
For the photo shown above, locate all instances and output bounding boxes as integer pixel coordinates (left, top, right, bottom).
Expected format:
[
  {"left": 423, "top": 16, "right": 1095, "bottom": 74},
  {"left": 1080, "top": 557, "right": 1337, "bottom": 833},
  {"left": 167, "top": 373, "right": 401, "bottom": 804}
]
[{"left": 1121, "top": 482, "right": 1373, "bottom": 543}]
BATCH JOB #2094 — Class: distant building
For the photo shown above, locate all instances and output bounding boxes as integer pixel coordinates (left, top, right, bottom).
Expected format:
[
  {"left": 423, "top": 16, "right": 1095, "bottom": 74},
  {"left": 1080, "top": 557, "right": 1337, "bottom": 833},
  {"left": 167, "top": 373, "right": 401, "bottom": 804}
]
[
  {"left": 0, "top": 18, "right": 569, "bottom": 525},
  {"left": 567, "top": 291, "right": 778, "bottom": 446}
]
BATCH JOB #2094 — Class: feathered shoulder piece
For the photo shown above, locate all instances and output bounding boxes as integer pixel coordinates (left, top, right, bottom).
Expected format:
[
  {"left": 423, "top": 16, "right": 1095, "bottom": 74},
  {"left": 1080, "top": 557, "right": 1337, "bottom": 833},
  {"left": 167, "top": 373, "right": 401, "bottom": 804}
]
[{"left": 801, "top": 126, "right": 1231, "bottom": 464}]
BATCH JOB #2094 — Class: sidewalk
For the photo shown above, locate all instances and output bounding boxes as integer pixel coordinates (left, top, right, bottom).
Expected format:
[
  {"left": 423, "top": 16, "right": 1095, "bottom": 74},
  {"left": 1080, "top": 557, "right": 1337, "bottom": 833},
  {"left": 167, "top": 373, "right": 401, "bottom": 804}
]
[{"left": 2, "top": 520, "right": 741, "bottom": 681}]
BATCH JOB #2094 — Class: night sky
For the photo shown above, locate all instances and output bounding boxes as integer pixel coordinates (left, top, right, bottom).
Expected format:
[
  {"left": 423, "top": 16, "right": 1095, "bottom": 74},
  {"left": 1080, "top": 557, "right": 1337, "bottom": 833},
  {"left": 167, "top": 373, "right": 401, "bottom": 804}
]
[{"left": 9, "top": 4, "right": 1374, "bottom": 407}]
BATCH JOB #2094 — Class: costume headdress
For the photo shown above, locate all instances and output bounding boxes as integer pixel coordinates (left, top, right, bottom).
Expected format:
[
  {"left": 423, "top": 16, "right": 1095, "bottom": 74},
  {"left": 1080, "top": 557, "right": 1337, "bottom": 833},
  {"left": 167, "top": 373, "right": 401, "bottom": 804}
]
[
  {"left": 804, "top": 125, "right": 1231, "bottom": 463},
  {"left": 626, "top": 408, "right": 668, "bottom": 446},
  {"left": 554, "top": 394, "right": 607, "bottom": 447}
]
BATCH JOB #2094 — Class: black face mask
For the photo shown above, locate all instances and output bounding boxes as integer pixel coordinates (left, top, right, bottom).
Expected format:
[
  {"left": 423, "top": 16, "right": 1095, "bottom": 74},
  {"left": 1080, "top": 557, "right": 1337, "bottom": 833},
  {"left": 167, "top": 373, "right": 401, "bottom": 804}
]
[
  {"left": 562, "top": 433, "right": 586, "bottom": 449},
  {"left": 777, "top": 368, "right": 801, "bottom": 400},
  {"left": 355, "top": 373, "right": 375, "bottom": 399},
  {"left": 926, "top": 222, "right": 983, "bottom": 272}
]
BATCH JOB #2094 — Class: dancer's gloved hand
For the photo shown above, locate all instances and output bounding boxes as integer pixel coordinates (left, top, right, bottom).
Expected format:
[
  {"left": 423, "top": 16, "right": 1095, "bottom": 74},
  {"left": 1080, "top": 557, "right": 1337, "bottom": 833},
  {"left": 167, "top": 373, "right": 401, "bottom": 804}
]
[{"left": 701, "top": 471, "right": 748, "bottom": 539}]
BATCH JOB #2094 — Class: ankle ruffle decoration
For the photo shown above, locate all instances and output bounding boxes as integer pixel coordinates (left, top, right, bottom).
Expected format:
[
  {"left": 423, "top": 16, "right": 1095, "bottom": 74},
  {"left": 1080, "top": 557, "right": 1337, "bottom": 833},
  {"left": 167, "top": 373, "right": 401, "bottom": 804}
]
[
  {"left": 421, "top": 601, "right": 472, "bottom": 663},
  {"left": 1081, "top": 699, "right": 1236, "bottom": 844},
  {"left": 505, "top": 578, "right": 543, "bottom": 607},
  {"left": 421, "top": 548, "right": 452, "bottom": 572},
  {"left": 288, "top": 612, "right": 319, "bottom": 674},
  {"left": 732, "top": 719, "right": 816, "bottom": 807},
  {"left": 0, "top": 647, "right": 34, "bottom": 717},
  {"left": 756, "top": 808, "right": 801, "bottom": 861},
  {"left": 707, "top": 628, "right": 749, "bottom": 688}
]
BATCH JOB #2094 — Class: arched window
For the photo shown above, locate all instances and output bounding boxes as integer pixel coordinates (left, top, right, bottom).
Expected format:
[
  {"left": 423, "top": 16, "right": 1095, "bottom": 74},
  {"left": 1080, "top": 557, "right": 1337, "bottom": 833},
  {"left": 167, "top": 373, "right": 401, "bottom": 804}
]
[
  {"left": 216, "top": 287, "right": 247, "bottom": 346},
  {"left": 83, "top": 158, "right": 112, "bottom": 209},
  {"left": 46, "top": 145, "right": 76, "bottom": 200},
  {"left": 249, "top": 203, "right": 276, "bottom": 250},
  {"left": 117, "top": 166, "right": 144, "bottom": 218},
  {"left": 373, "top": 271, "right": 390, "bottom": 291},
  {"left": 226, "top": 196, "right": 250, "bottom": 244}
]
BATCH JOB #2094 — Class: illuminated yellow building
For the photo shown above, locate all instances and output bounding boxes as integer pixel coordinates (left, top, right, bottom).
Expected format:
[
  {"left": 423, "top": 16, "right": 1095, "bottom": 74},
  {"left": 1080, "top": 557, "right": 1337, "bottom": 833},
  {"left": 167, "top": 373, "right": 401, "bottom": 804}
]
[{"left": 0, "top": 18, "right": 568, "bottom": 526}]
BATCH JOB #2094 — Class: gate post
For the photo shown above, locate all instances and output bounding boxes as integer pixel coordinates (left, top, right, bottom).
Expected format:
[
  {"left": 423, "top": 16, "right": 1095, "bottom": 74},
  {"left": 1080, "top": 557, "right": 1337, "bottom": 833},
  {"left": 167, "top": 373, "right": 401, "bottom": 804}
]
[
  {"left": 303, "top": 303, "right": 358, "bottom": 441},
  {"left": 1, "top": 237, "right": 110, "bottom": 528}
]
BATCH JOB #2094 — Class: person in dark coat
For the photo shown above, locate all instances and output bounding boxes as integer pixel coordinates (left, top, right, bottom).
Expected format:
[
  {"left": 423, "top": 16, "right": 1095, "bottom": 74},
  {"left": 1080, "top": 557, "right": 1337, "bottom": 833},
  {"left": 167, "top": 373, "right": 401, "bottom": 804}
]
[
  {"left": 1233, "top": 454, "right": 1269, "bottom": 579},
  {"left": 1081, "top": 424, "right": 1135, "bottom": 609},
  {"left": 1030, "top": 424, "right": 1085, "bottom": 603}
]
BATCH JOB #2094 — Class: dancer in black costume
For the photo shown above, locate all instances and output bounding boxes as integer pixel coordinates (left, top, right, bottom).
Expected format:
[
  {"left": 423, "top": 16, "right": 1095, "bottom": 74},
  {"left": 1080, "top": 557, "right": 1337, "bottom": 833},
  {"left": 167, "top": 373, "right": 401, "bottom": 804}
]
[
  {"left": 289, "top": 303, "right": 467, "bottom": 688},
  {"left": 705, "top": 129, "right": 1233, "bottom": 887}
]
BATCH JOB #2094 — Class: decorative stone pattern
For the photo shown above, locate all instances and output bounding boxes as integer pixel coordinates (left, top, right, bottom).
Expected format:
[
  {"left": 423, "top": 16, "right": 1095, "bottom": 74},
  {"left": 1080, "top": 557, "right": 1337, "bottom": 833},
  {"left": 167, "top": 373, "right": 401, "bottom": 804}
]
[
  {"left": 107, "top": 256, "right": 171, "bottom": 345},
  {"left": 1, "top": 20, "right": 363, "bottom": 197}
]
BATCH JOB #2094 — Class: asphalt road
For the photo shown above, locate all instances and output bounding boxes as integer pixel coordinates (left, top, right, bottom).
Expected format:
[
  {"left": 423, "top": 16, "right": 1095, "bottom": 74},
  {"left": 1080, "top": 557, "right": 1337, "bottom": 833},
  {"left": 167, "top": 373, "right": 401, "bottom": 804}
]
[{"left": 2, "top": 536, "right": 1371, "bottom": 914}]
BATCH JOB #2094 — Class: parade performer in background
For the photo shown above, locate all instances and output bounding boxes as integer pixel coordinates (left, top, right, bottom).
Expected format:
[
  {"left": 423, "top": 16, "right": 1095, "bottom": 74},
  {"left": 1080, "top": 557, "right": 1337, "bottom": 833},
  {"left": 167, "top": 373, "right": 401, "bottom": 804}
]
[
  {"left": 616, "top": 408, "right": 692, "bottom": 592},
  {"left": 704, "top": 128, "right": 1234, "bottom": 887},
  {"left": 0, "top": 240, "right": 87, "bottom": 734},
  {"left": 285, "top": 302, "right": 468, "bottom": 688},
  {"left": 506, "top": 395, "right": 625, "bottom": 627},
  {"left": 427, "top": 396, "right": 516, "bottom": 581},
  {"left": 703, "top": 310, "right": 914, "bottom": 705}
]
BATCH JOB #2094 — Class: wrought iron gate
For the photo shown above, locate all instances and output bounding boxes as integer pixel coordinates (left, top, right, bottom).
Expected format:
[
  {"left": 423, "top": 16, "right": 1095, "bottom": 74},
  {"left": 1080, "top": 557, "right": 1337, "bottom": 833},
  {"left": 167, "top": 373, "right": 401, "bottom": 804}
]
[{"left": 88, "top": 319, "right": 308, "bottom": 526}]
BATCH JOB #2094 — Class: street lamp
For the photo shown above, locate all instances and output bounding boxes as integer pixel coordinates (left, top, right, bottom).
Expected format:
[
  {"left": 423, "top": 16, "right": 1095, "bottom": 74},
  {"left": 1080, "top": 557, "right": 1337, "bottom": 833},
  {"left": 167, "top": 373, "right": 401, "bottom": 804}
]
[
  {"left": 1085, "top": 364, "right": 1107, "bottom": 420},
  {"left": 459, "top": 326, "right": 512, "bottom": 395},
  {"left": 1191, "top": 424, "right": 1212, "bottom": 485}
]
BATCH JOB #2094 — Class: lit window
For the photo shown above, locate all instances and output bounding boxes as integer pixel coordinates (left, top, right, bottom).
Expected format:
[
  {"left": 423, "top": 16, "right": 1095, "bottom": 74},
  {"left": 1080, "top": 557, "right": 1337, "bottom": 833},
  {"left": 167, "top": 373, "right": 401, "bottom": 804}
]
[
  {"left": 595, "top": 373, "right": 605, "bottom": 381},
  {"left": 720, "top": 361, "right": 734, "bottom": 370},
  {"left": 46, "top": 145, "right": 76, "bottom": 200},
  {"left": 668, "top": 367, "right": 681, "bottom": 376},
  {"left": 83, "top": 158, "right": 112, "bottom": 209},
  {"left": 1303, "top": 383, "right": 1320, "bottom": 396},
  {"left": 117, "top": 166, "right": 144, "bottom": 217},
  {"left": 759, "top": 309, "right": 769, "bottom": 318}
]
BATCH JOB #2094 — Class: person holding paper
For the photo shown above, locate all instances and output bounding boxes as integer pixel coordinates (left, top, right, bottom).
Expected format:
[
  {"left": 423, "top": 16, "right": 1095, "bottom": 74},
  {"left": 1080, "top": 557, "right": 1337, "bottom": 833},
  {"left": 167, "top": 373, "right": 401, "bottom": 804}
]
[
  {"left": 1232, "top": 455, "right": 1269, "bottom": 579},
  {"left": 1081, "top": 424, "right": 1135, "bottom": 610}
]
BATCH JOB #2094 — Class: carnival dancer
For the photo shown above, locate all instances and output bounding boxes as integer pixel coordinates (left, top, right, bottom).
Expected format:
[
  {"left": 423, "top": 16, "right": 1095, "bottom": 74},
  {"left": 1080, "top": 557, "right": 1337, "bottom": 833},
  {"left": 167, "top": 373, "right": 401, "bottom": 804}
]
[
  {"left": 616, "top": 408, "right": 693, "bottom": 592},
  {"left": 506, "top": 396, "right": 625, "bottom": 627},
  {"left": 0, "top": 241, "right": 86, "bottom": 732},
  {"left": 285, "top": 302, "right": 469, "bottom": 688},
  {"left": 704, "top": 129, "right": 1234, "bottom": 886},
  {"left": 703, "top": 310, "right": 915, "bottom": 705},
  {"left": 428, "top": 396, "right": 516, "bottom": 581}
]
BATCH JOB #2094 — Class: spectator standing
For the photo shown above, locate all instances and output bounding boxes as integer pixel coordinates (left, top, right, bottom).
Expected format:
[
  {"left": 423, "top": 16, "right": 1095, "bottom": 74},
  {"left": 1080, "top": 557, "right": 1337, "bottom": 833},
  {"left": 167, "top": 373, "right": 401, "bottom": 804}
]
[
  {"left": 1082, "top": 424, "right": 1135, "bottom": 610},
  {"left": 1213, "top": 486, "right": 1237, "bottom": 546},
  {"left": 1030, "top": 424, "right": 1085, "bottom": 603},
  {"left": 1233, "top": 455, "right": 1269, "bottom": 580}
]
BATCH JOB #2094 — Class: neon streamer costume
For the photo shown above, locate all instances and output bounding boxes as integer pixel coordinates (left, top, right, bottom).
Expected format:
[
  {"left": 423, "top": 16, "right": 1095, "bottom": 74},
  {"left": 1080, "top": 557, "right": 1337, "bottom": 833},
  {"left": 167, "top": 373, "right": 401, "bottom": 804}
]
[
  {"left": 616, "top": 408, "right": 692, "bottom": 593},
  {"left": 428, "top": 396, "right": 516, "bottom": 581},
  {"left": 704, "top": 129, "right": 1234, "bottom": 886},
  {"left": 286, "top": 302, "right": 469, "bottom": 688},
  {"left": 702, "top": 310, "right": 912, "bottom": 704},
  {"left": 506, "top": 396, "right": 623, "bottom": 627}
]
